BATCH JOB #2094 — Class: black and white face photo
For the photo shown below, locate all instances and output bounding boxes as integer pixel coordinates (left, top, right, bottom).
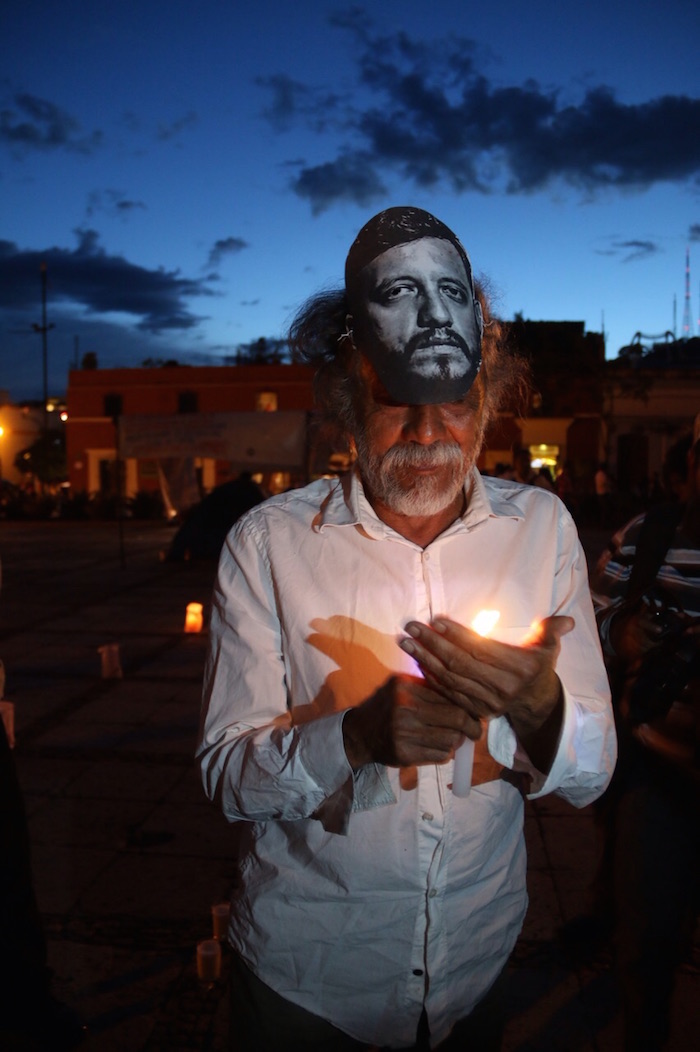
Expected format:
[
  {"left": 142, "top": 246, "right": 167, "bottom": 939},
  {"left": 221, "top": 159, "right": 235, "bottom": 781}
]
[{"left": 353, "top": 236, "right": 482, "bottom": 405}]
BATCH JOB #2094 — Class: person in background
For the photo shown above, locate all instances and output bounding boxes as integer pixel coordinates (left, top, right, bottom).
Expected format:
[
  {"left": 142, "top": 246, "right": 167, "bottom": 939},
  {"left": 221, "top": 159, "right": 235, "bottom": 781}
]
[
  {"left": 513, "top": 448, "right": 535, "bottom": 485},
  {"left": 165, "top": 471, "right": 265, "bottom": 562},
  {"left": 555, "top": 460, "right": 577, "bottom": 516},
  {"left": 197, "top": 206, "right": 616, "bottom": 1052},
  {"left": 583, "top": 421, "right": 700, "bottom": 1051},
  {"left": 534, "top": 466, "right": 555, "bottom": 492},
  {"left": 594, "top": 461, "right": 615, "bottom": 528}
]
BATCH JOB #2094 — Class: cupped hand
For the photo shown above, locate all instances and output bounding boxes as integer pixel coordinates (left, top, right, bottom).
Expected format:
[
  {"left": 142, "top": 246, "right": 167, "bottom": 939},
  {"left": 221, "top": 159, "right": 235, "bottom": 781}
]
[
  {"left": 399, "top": 615, "right": 574, "bottom": 772},
  {"left": 342, "top": 673, "right": 478, "bottom": 771}
]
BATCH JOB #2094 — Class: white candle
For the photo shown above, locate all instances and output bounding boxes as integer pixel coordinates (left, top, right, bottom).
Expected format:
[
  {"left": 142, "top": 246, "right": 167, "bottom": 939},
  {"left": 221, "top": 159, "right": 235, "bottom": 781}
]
[
  {"left": 452, "top": 737, "right": 475, "bottom": 798},
  {"left": 452, "top": 610, "right": 500, "bottom": 798}
]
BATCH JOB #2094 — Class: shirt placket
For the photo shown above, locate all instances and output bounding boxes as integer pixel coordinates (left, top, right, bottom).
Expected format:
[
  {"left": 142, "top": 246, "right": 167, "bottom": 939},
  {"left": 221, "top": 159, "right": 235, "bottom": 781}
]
[{"left": 406, "top": 546, "right": 450, "bottom": 1010}]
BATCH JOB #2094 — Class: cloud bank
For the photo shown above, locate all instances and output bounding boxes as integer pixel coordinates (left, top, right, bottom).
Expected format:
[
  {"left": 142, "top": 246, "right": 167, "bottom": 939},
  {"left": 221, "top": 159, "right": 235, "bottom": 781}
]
[
  {"left": 262, "top": 18, "right": 700, "bottom": 213},
  {"left": 1, "top": 92, "right": 103, "bottom": 154},
  {"left": 0, "top": 229, "right": 211, "bottom": 333}
]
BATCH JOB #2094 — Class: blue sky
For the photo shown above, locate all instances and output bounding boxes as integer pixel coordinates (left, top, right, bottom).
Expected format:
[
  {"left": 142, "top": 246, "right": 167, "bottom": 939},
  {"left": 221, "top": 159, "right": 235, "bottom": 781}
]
[{"left": 2, "top": 0, "right": 699, "bottom": 401}]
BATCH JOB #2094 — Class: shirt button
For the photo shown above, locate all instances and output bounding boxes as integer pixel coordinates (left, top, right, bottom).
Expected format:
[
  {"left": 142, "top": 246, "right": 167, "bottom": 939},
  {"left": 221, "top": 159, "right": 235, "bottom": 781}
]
[
  {"left": 429, "top": 889, "right": 437, "bottom": 898},
  {"left": 421, "top": 812, "right": 434, "bottom": 821},
  {"left": 413, "top": 968, "right": 424, "bottom": 976}
]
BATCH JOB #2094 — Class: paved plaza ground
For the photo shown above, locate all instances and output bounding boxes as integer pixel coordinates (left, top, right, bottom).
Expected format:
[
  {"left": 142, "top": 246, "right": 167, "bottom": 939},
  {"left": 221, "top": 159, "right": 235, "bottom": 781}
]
[{"left": 0, "top": 519, "right": 697, "bottom": 1050}]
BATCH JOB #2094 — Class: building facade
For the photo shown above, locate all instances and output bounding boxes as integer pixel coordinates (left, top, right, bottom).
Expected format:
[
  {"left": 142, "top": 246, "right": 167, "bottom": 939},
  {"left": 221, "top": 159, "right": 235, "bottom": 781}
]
[
  {"left": 66, "top": 363, "right": 317, "bottom": 504},
  {"left": 63, "top": 334, "right": 698, "bottom": 513}
]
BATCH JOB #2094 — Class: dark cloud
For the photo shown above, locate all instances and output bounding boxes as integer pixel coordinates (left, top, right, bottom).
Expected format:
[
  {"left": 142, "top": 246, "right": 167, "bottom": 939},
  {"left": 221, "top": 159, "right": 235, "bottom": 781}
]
[
  {"left": 265, "top": 21, "right": 700, "bottom": 212},
  {"left": 0, "top": 92, "right": 102, "bottom": 154},
  {"left": 207, "top": 237, "right": 249, "bottom": 268},
  {"left": 86, "top": 189, "right": 147, "bottom": 220},
  {"left": 257, "top": 74, "right": 342, "bottom": 133},
  {"left": 0, "top": 231, "right": 226, "bottom": 399},
  {"left": 258, "top": 75, "right": 313, "bottom": 130},
  {"left": 157, "top": 111, "right": 198, "bottom": 142},
  {"left": 0, "top": 229, "right": 212, "bottom": 333},
  {"left": 292, "top": 151, "right": 387, "bottom": 216},
  {"left": 599, "top": 239, "right": 661, "bottom": 263}
]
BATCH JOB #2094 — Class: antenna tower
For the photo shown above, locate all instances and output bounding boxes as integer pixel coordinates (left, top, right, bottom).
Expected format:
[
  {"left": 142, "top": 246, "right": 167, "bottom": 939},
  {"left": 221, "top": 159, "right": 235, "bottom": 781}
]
[{"left": 682, "top": 247, "right": 692, "bottom": 338}]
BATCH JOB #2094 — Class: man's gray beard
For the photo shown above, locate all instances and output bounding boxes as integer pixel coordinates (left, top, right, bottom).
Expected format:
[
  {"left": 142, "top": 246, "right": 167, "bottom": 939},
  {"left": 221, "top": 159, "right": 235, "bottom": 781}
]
[{"left": 356, "top": 438, "right": 473, "bottom": 517}]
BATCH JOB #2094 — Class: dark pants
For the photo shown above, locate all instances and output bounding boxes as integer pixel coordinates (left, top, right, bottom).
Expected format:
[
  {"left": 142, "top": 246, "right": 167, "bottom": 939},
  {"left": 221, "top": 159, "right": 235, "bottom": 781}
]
[
  {"left": 228, "top": 951, "right": 507, "bottom": 1052},
  {"left": 611, "top": 737, "right": 700, "bottom": 1052}
]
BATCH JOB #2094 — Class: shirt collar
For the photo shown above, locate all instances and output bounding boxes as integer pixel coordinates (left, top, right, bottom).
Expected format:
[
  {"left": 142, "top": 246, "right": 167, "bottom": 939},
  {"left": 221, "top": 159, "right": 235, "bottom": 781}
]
[{"left": 317, "top": 467, "right": 525, "bottom": 540}]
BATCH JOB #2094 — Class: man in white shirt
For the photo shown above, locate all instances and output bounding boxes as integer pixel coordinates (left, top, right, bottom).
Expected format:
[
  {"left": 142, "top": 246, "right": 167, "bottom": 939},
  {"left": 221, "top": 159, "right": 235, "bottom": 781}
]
[{"left": 197, "top": 207, "right": 616, "bottom": 1051}]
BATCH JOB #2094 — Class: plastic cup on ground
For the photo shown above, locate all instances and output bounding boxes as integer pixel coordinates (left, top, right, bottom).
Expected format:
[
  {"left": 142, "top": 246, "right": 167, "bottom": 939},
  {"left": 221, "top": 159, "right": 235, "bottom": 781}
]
[
  {"left": 211, "top": 902, "right": 230, "bottom": 940},
  {"left": 196, "top": 939, "right": 222, "bottom": 982}
]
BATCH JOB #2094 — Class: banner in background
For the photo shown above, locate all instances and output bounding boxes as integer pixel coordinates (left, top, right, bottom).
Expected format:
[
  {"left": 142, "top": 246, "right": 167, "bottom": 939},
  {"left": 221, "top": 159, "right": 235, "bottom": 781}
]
[{"left": 119, "top": 411, "right": 309, "bottom": 470}]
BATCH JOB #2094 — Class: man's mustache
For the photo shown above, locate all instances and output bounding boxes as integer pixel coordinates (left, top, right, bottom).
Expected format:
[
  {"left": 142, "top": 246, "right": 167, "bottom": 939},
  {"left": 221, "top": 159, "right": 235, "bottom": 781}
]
[
  {"left": 406, "top": 328, "right": 472, "bottom": 355},
  {"left": 381, "top": 441, "right": 465, "bottom": 473}
]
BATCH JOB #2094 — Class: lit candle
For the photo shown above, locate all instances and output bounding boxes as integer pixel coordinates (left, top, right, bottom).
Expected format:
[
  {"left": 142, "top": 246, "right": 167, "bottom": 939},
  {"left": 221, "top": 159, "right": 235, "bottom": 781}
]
[
  {"left": 452, "top": 609, "right": 500, "bottom": 798},
  {"left": 184, "top": 602, "right": 204, "bottom": 633}
]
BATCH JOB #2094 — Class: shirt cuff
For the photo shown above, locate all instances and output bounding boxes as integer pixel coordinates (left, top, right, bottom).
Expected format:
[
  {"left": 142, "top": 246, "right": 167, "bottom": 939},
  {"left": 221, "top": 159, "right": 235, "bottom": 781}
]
[
  {"left": 299, "top": 710, "right": 396, "bottom": 834},
  {"left": 487, "top": 684, "right": 578, "bottom": 797}
]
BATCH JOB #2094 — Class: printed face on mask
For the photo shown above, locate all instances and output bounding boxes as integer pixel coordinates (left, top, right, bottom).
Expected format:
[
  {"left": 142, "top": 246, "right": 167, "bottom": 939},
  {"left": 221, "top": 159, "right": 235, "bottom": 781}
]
[{"left": 352, "top": 237, "right": 481, "bottom": 405}]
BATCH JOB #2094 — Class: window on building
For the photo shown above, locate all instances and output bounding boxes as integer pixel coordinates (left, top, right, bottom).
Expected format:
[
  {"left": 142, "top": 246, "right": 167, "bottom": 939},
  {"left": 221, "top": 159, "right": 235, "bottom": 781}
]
[
  {"left": 178, "top": 390, "right": 198, "bottom": 413},
  {"left": 256, "top": 391, "right": 278, "bottom": 412},
  {"left": 104, "top": 393, "right": 123, "bottom": 420}
]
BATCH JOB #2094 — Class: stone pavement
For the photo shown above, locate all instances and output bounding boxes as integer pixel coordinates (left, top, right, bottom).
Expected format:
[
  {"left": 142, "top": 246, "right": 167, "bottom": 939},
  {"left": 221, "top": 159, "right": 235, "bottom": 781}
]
[{"left": 0, "top": 520, "right": 697, "bottom": 1050}]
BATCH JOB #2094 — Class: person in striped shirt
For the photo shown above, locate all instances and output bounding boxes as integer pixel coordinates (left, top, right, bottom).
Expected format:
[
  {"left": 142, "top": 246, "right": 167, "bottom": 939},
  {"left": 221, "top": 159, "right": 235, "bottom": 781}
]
[{"left": 589, "top": 418, "right": 700, "bottom": 1051}]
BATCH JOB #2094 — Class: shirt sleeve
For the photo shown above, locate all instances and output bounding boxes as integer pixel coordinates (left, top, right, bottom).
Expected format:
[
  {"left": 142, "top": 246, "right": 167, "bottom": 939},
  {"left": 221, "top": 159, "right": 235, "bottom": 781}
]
[
  {"left": 196, "top": 514, "right": 393, "bottom": 834},
  {"left": 487, "top": 508, "right": 617, "bottom": 806}
]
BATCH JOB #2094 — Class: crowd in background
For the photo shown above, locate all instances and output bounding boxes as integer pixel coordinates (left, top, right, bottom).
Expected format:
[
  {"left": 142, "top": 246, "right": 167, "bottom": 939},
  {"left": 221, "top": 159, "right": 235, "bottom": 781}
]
[{"left": 486, "top": 438, "right": 693, "bottom": 533}]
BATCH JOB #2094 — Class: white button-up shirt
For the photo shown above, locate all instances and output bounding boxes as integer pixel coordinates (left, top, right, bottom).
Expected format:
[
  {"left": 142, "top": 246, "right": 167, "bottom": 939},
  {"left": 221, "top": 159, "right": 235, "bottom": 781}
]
[{"left": 197, "top": 469, "right": 616, "bottom": 1048}]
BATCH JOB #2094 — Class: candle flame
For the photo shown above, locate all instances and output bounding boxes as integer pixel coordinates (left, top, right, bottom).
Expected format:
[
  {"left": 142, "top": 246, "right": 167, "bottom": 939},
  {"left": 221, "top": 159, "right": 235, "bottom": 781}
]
[
  {"left": 471, "top": 609, "right": 500, "bottom": 637},
  {"left": 184, "top": 602, "right": 204, "bottom": 633}
]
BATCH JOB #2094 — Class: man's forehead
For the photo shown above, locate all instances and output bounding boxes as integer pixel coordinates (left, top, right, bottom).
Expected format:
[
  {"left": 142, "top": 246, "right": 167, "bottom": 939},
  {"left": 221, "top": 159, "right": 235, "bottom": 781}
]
[
  {"left": 364, "top": 237, "right": 470, "bottom": 287},
  {"left": 344, "top": 205, "right": 475, "bottom": 295}
]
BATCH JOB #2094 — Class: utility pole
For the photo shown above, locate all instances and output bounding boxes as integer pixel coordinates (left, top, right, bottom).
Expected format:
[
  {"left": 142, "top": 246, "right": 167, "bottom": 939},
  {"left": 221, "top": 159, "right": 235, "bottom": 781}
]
[
  {"left": 682, "top": 247, "right": 692, "bottom": 339},
  {"left": 31, "top": 262, "right": 55, "bottom": 493},
  {"left": 32, "top": 262, "right": 55, "bottom": 442}
]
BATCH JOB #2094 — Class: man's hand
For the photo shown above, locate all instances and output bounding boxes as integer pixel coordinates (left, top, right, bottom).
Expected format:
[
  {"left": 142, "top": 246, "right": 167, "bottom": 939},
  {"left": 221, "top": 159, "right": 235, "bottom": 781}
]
[
  {"left": 342, "top": 674, "right": 478, "bottom": 772},
  {"left": 398, "top": 615, "right": 574, "bottom": 774}
]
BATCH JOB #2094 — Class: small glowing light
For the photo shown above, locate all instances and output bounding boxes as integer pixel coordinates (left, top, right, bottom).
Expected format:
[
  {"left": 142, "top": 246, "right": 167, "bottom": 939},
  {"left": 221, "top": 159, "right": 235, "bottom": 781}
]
[
  {"left": 471, "top": 609, "right": 500, "bottom": 637},
  {"left": 184, "top": 602, "right": 204, "bottom": 633}
]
